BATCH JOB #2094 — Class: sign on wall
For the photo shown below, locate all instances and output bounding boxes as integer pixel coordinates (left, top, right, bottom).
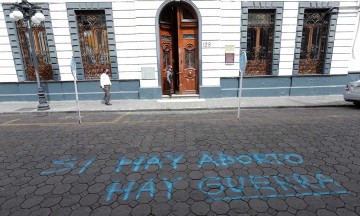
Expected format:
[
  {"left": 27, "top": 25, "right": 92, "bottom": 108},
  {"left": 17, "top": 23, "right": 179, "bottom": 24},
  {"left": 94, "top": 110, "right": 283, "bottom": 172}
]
[
  {"left": 202, "top": 42, "right": 211, "bottom": 48},
  {"left": 225, "top": 45, "right": 235, "bottom": 64},
  {"left": 141, "top": 67, "right": 155, "bottom": 80}
]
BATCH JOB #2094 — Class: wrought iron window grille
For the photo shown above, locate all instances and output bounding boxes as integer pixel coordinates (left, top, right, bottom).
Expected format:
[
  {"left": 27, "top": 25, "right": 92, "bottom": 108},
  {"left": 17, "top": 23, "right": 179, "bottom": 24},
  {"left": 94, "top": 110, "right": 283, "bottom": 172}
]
[
  {"left": 76, "top": 10, "right": 111, "bottom": 79},
  {"left": 299, "top": 9, "right": 331, "bottom": 75},
  {"left": 246, "top": 10, "right": 275, "bottom": 76}
]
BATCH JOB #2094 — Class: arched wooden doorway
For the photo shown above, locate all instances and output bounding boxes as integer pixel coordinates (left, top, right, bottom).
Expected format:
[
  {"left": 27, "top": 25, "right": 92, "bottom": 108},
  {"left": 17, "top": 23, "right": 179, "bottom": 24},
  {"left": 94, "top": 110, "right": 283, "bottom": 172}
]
[{"left": 159, "top": 3, "right": 199, "bottom": 95}]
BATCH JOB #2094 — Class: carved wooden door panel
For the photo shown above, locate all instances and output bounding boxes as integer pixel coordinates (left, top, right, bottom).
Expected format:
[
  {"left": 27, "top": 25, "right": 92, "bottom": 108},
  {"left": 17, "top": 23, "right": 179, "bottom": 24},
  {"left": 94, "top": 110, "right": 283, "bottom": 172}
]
[
  {"left": 178, "top": 28, "right": 198, "bottom": 94},
  {"left": 160, "top": 25, "right": 174, "bottom": 95},
  {"left": 76, "top": 10, "right": 111, "bottom": 79},
  {"left": 17, "top": 20, "right": 53, "bottom": 81},
  {"left": 177, "top": 5, "right": 198, "bottom": 94}
]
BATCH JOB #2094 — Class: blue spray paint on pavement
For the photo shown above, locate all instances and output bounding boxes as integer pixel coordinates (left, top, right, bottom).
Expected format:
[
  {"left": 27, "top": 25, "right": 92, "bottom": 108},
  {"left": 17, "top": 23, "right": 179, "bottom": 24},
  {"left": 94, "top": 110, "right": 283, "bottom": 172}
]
[
  {"left": 40, "top": 152, "right": 348, "bottom": 204},
  {"left": 135, "top": 178, "right": 155, "bottom": 200},
  {"left": 78, "top": 157, "right": 96, "bottom": 174},
  {"left": 106, "top": 180, "right": 136, "bottom": 202},
  {"left": 40, "top": 157, "right": 77, "bottom": 175}
]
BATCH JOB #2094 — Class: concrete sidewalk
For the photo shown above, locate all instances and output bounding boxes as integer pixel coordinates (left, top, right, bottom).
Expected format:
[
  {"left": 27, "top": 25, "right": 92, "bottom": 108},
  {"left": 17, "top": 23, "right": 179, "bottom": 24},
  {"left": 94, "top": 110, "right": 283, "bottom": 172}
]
[{"left": 0, "top": 95, "right": 353, "bottom": 114}]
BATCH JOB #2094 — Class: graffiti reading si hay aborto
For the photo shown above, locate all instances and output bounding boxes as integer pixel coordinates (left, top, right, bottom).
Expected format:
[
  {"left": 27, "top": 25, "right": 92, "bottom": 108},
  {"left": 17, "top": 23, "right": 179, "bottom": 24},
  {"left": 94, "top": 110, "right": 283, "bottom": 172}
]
[{"left": 40, "top": 152, "right": 348, "bottom": 202}]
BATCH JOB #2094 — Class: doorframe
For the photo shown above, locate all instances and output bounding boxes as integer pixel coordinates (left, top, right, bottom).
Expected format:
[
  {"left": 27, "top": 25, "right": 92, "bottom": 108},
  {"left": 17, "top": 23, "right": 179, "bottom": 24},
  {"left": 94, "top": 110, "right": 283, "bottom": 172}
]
[{"left": 155, "top": 0, "right": 202, "bottom": 93}]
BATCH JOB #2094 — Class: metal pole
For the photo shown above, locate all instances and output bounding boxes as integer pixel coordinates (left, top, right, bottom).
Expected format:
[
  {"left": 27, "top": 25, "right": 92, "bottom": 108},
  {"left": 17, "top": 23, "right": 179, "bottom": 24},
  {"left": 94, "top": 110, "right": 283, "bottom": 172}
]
[
  {"left": 74, "top": 78, "right": 81, "bottom": 124},
  {"left": 71, "top": 56, "right": 81, "bottom": 124},
  {"left": 26, "top": 19, "right": 50, "bottom": 110},
  {"left": 237, "top": 72, "right": 243, "bottom": 120}
]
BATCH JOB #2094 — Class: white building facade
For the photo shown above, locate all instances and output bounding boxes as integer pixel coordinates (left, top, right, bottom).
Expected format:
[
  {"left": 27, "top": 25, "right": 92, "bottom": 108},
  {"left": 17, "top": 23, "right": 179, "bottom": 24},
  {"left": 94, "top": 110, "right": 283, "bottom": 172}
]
[{"left": 0, "top": 0, "right": 359, "bottom": 101}]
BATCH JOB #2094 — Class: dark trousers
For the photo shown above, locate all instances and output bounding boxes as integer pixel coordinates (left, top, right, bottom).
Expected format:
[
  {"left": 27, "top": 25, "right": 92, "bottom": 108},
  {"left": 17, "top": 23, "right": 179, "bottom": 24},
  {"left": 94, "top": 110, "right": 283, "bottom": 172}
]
[
  {"left": 103, "top": 86, "right": 111, "bottom": 104},
  {"left": 168, "top": 82, "right": 172, "bottom": 96}
]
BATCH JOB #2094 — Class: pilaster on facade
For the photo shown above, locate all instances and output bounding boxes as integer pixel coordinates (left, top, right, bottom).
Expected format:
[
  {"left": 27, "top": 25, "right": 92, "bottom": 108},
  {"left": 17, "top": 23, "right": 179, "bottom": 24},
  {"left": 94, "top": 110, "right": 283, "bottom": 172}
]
[
  {"left": 278, "top": 1, "right": 298, "bottom": 76},
  {"left": 49, "top": 3, "right": 72, "bottom": 81},
  {"left": 0, "top": 5, "right": 17, "bottom": 82}
]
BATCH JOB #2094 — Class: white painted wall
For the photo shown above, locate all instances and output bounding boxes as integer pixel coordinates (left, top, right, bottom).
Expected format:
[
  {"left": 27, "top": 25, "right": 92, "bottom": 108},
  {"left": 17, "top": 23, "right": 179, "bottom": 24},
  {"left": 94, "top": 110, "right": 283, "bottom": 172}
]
[
  {"left": 49, "top": 3, "right": 72, "bottom": 81},
  {"left": 196, "top": 0, "right": 222, "bottom": 87},
  {"left": 0, "top": 0, "right": 359, "bottom": 85},
  {"left": 198, "top": 0, "right": 241, "bottom": 87},
  {"left": 278, "top": 1, "right": 298, "bottom": 76},
  {"left": 348, "top": 0, "right": 360, "bottom": 74},
  {"left": 0, "top": 5, "right": 17, "bottom": 82},
  {"left": 331, "top": 0, "right": 359, "bottom": 74}
]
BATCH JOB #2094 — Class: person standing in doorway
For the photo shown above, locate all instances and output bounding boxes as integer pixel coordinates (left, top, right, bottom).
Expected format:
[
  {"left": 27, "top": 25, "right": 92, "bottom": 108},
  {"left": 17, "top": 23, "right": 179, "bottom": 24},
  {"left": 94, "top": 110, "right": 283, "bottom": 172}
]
[
  {"left": 166, "top": 65, "right": 173, "bottom": 97},
  {"left": 100, "top": 68, "right": 112, "bottom": 105}
]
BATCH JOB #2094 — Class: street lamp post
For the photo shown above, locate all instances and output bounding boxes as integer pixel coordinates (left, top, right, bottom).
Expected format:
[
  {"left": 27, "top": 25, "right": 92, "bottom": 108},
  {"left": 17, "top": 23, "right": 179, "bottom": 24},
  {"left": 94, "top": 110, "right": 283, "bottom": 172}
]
[{"left": 9, "top": 0, "right": 50, "bottom": 110}]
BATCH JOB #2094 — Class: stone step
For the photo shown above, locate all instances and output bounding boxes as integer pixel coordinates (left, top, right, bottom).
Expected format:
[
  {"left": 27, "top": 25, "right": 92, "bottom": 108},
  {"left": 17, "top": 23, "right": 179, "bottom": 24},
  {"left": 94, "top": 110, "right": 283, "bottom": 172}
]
[{"left": 161, "top": 94, "right": 200, "bottom": 99}]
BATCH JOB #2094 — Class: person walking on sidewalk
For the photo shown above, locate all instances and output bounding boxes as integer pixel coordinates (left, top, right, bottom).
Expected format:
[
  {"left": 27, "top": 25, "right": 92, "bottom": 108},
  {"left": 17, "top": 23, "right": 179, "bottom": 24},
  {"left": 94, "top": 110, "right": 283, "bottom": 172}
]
[
  {"left": 166, "top": 65, "right": 173, "bottom": 97},
  {"left": 100, "top": 68, "right": 112, "bottom": 105}
]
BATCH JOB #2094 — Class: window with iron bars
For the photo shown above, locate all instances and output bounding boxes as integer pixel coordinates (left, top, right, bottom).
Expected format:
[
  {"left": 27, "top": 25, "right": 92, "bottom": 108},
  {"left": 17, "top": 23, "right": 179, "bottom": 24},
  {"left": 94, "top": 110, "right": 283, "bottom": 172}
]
[
  {"left": 76, "top": 10, "right": 111, "bottom": 79},
  {"left": 246, "top": 10, "right": 275, "bottom": 76},
  {"left": 299, "top": 9, "right": 330, "bottom": 75},
  {"left": 16, "top": 19, "right": 53, "bottom": 81}
]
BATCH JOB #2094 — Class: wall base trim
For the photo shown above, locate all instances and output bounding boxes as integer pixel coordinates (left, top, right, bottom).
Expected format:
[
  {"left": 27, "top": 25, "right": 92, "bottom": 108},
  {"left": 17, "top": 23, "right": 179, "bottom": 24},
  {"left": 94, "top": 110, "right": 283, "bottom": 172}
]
[
  {"left": 200, "top": 86, "right": 221, "bottom": 98},
  {"left": 139, "top": 87, "right": 162, "bottom": 99}
]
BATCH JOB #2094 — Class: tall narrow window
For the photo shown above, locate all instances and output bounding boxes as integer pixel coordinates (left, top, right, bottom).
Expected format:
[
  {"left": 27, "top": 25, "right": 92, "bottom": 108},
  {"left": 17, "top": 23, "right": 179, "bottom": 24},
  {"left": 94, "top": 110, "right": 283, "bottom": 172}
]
[
  {"left": 246, "top": 10, "right": 275, "bottom": 76},
  {"left": 76, "top": 10, "right": 110, "bottom": 79},
  {"left": 299, "top": 9, "right": 330, "bottom": 74},
  {"left": 16, "top": 19, "right": 53, "bottom": 81},
  {"left": 162, "top": 43, "right": 171, "bottom": 69},
  {"left": 185, "top": 45, "right": 195, "bottom": 69}
]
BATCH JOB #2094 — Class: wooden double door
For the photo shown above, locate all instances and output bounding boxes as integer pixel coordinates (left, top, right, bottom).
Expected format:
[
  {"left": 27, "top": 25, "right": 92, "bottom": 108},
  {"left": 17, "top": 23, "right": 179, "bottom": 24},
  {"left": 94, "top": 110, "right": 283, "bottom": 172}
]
[{"left": 160, "top": 3, "right": 199, "bottom": 95}]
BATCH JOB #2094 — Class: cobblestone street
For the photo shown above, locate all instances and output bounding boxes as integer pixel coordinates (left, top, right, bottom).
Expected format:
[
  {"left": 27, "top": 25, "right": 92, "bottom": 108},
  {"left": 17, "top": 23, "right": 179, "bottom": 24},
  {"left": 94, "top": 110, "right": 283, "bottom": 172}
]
[{"left": 0, "top": 107, "right": 359, "bottom": 216}]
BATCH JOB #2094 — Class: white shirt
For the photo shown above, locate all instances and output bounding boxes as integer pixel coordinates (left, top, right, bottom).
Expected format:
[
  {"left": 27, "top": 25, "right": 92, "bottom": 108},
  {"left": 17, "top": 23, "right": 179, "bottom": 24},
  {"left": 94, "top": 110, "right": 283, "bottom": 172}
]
[{"left": 100, "top": 73, "right": 111, "bottom": 88}]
